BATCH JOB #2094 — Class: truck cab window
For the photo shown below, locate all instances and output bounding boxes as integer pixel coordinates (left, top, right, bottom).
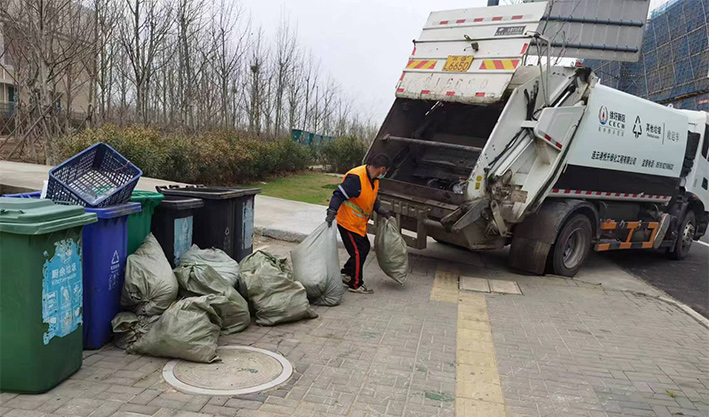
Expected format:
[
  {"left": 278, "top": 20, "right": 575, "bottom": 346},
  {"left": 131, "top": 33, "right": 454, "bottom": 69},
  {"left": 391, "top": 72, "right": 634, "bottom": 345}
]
[{"left": 703, "top": 124, "right": 709, "bottom": 160}]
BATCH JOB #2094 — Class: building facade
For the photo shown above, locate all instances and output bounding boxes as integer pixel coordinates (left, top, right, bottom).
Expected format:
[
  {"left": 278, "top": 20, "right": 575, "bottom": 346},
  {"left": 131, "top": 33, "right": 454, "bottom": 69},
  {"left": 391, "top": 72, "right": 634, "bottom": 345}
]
[{"left": 583, "top": 0, "right": 708, "bottom": 111}]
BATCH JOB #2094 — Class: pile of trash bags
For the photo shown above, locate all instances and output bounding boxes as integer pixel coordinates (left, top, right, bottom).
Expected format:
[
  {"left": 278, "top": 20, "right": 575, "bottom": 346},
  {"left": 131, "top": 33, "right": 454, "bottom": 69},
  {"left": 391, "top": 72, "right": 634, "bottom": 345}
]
[
  {"left": 111, "top": 233, "right": 320, "bottom": 363},
  {"left": 112, "top": 217, "right": 409, "bottom": 364}
]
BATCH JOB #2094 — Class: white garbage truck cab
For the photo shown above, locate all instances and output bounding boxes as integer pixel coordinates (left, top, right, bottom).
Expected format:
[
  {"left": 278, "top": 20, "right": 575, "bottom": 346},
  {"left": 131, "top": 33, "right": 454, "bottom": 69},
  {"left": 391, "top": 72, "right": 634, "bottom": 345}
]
[{"left": 366, "top": 2, "right": 709, "bottom": 276}]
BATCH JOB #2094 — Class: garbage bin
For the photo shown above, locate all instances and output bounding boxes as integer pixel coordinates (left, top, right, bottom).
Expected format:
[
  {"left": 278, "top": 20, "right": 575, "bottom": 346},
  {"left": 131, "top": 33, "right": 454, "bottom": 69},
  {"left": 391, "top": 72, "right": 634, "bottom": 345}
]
[
  {"left": 0, "top": 197, "right": 97, "bottom": 393},
  {"left": 151, "top": 195, "right": 204, "bottom": 266},
  {"left": 127, "top": 191, "right": 164, "bottom": 255},
  {"left": 157, "top": 186, "right": 260, "bottom": 261},
  {"left": 82, "top": 202, "right": 142, "bottom": 349}
]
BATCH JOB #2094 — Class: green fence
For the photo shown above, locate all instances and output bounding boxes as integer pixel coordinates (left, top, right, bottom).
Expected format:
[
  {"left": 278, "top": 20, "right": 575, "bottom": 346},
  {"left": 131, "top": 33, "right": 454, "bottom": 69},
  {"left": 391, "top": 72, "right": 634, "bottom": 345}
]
[{"left": 292, "top": 129, "right": 333, "bottom": 148}]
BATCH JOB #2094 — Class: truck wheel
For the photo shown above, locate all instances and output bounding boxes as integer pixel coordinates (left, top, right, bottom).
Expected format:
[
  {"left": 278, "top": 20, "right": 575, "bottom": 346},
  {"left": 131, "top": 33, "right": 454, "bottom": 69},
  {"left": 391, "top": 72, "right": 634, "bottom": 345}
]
[
  {"left": 670, "top": 211, "right": 695, "bottom": 260},
  {"left": 550, "top": 214, "right": 592, "bottom": 277}
]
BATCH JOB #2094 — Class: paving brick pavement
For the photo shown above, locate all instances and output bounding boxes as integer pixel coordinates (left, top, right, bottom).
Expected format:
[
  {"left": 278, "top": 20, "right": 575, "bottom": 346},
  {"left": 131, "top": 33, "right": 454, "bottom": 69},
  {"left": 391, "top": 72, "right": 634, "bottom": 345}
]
[
  {"left": 1, "top": 237, "right": 707, "bottom": 417},
  {"left": 0, "top": 239, "right": 458, "bottom": 417},
  {"left": 483, "top": 274, "right": 709, "bottom": 417}
]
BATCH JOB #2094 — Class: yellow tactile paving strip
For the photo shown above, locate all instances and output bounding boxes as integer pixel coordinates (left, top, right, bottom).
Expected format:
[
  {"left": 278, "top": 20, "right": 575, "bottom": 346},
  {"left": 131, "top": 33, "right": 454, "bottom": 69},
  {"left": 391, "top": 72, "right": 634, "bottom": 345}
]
[
  {"left": 431, "top": 267, "right": 507, "bottom": 417},
  {"left": 430, "top": 267, "right": 460, "bottom": 303}
]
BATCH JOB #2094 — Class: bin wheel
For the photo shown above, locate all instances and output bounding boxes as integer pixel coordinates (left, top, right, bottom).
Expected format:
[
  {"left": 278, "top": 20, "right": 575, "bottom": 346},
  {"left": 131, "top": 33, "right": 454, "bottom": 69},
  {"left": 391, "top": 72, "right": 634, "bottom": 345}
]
[
  {"left": 669, "top": 211, "right": 695, "bottom": 260},
  {"left": 550, "top": 214, "right": 592, "bottom": 277}
]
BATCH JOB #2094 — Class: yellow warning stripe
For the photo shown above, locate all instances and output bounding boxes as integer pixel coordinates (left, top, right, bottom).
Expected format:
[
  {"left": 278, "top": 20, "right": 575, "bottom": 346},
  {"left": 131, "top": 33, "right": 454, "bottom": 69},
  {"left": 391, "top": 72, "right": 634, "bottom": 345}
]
[
  {"left": 406, "top": 60, "right": 437, "bottom": 70},
  {"left": 479, "top": 59, "right": 520, "bottom": 70}
]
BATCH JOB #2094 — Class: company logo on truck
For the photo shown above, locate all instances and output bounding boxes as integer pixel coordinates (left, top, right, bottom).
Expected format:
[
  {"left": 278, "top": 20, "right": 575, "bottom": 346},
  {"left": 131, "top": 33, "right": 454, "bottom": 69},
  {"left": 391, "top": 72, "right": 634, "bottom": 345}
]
[
  {"left": 598, "top": 105, "right": 626, "bottom": 136},
  {"left": 495, "top": 25, "right": 526, "bottom": 36},
  {"left": 599, "top": 106, "right": 608, "bottom": 124}
]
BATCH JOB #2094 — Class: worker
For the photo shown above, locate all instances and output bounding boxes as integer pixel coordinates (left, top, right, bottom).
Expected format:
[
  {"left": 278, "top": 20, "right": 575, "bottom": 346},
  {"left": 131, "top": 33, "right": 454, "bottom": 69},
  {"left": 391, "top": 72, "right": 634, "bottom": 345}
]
[{"left": 325, "top": 154, "right": 393, "bottom": 294}]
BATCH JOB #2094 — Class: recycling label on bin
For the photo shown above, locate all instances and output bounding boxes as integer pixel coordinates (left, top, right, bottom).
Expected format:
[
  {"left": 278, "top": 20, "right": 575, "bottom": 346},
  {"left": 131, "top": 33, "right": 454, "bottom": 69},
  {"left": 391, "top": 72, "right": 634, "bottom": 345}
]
[
  {"left": 174, "top": 216, "right": 193, "bottom": 265},
  {"left": 42, "top": 238, "right": 83, "bottom": 345},
  {"left": 109, "top": 249, "right": 121, "bottom": 291}
]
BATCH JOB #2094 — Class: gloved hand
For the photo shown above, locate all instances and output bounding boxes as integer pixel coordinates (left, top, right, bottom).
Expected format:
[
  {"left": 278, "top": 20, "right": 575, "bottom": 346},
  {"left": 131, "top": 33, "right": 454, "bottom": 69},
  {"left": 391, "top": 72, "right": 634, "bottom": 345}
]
[
  {"left": 378, "top": 209, "right": 392, "bottom": 219},
  {"left": 325, "top": 209, "right": 337, "bottom": 227}
]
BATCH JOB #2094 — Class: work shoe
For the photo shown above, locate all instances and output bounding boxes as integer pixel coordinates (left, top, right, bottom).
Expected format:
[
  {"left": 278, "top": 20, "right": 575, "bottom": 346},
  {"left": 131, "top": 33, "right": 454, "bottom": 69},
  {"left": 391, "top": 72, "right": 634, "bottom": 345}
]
[
  {"left": 348, "top": 284, "right": 373, "bottom": 294},
  {"left": 341, "top": 274, "right": 352, "bottom": 285}
]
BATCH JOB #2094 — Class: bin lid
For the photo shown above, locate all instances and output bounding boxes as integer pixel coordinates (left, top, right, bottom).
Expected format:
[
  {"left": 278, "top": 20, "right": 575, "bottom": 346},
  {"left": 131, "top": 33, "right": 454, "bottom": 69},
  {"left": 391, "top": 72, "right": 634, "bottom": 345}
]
[
  {"left": 84, "top": 202, "right": 142, "bottom": 219},
  {"left": 158, "top": 195, "right": 205, "bottom": 210},
  {"left": 131, "top": 190, "right": 165, "bottom": 205},
  {"left": 0, "top": 197, "right": 97, "bottom": 235},
  {"left": 157, "top": 185, "right": 261, "bottom": 200}
]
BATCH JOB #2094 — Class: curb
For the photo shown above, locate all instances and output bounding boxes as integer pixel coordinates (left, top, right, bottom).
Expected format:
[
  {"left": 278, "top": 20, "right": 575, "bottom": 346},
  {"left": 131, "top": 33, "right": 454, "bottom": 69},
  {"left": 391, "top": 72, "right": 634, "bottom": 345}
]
[
  {"left": 255, "top": 226, "right": 363, "bottom": 249},
  {"left": 656, "top": 295, "right": 709, "bottom": 329},
  {"left": 256, "top": 226, "right": 308, "bottom": 243}
]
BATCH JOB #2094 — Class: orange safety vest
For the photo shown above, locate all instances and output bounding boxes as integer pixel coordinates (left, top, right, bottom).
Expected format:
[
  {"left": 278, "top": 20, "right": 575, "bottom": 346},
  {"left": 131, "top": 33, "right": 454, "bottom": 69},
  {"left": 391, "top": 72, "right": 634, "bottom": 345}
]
[{"left": 336, "top": 165, "right": 379, "bottom": 237}]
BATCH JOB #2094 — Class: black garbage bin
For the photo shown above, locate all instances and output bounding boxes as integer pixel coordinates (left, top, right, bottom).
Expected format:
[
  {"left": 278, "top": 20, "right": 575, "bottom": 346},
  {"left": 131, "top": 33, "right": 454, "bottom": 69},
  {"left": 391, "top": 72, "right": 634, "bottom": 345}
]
[
  {"left": 151, "top": 195, "right": 204, "bottom": 266},
  {"left": 156, "top": 186, "right": 260, "bottom": 261}
]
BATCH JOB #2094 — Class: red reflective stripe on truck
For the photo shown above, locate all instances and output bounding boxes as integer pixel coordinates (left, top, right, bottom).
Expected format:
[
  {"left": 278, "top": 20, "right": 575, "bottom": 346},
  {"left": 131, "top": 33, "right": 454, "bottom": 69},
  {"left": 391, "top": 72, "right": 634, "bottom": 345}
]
[
  {"left": 396, "top": 88, "right": 405, "bottom": 93},
  {"left": 520, "top": 44, "right": 529, "bottom": 54},
  {"left": 550, "top": 189, "right": 672, "bottom": 203},
  {"left": 456, "top": 19, "right": 466, "bottom": 23},
  {"left": 492, "top": 16, "right": 503, "bottom": 21},
  {"left": 439, "top": 20, "right": 449, "bottom": 25},
  {"left": 421, "top": 90, "right": 431, "bottom": 95},
  {"left": 446, "top": 91, "right": 455, "bottom": 96},
  {"left": 473, "top": 17, "right": 484, "bottom": 22},
  {"left": 475, "top": 92, "right": 486, "bottom": 97},
  {"left": 512, "top": 15, "right": 523, "bottom": 20}
]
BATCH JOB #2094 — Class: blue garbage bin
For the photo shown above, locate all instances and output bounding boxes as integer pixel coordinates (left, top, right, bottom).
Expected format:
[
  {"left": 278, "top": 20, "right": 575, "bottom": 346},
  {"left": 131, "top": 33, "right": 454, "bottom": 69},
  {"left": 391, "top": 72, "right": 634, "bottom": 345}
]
[{"left": 82, "top": 203, "right": 141, "bottom": 349}]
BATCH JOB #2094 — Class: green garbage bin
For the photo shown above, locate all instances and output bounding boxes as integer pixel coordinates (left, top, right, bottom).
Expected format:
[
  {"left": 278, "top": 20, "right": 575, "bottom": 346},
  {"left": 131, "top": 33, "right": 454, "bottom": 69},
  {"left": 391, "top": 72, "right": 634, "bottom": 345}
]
[
  {"left": 127, "top": 191, "right": 164, "bottom": 255},
  {"left": 0, "top": 197, "right": 97, "bottom": 393}
]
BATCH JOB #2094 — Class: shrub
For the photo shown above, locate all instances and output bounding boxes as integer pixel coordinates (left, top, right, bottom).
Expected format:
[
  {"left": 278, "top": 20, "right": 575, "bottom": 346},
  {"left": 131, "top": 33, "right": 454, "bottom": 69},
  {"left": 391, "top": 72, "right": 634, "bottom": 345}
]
[
  {"left": 55, "top": 126, "right": 312, "bottom": 185},
  {"left": 321, "top": 136, "right": 367, "bottom": 173}
]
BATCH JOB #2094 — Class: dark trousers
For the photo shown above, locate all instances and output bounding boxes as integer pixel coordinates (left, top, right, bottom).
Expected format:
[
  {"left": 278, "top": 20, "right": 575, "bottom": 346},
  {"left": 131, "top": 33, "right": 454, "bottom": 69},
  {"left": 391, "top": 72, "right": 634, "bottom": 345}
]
[{"left": 337, "top": 224, "right": 370, "bottom": 289}]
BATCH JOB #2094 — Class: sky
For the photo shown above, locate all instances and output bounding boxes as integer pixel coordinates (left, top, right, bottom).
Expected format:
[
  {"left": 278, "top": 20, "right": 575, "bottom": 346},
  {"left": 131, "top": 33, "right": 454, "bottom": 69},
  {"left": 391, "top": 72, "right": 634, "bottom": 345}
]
[
  {"left": 242, "top": 0, "right": 674, "bottom": 125},
  {"left": 241, "top": 0, "right": 490, "bottom": 124}
]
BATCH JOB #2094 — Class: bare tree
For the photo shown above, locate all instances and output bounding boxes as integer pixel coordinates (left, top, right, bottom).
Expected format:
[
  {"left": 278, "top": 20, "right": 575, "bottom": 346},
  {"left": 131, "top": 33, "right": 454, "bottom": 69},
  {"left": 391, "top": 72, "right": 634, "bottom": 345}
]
[
  {"left": 119, "top": 0, "right": 172, "bottom": 124},
  {"left": 1, "top": 0, "right": 380, "bottom": 163},
  {"left": 1, "top": 0, "right": 100, "bottom": 161}
]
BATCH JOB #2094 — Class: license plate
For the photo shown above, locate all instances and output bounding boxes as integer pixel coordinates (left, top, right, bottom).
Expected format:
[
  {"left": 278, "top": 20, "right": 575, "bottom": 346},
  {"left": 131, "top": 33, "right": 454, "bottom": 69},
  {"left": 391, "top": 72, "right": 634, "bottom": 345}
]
[{"left": 443, "top": 55, "right": 473, "bottom": 72}]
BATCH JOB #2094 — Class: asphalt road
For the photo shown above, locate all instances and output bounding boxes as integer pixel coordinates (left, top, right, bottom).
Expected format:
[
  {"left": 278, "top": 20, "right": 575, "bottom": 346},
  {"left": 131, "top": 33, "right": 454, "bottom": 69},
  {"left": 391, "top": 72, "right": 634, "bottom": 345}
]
[{"left": 608, "top": 234, "right": 709, "bottom": 318}]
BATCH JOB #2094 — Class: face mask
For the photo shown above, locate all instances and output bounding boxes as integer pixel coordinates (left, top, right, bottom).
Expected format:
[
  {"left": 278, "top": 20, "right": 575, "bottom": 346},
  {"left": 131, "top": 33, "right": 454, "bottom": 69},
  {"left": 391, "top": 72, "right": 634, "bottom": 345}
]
[{"left": 377, "top": 172, "right": 386, "bottom": 179}]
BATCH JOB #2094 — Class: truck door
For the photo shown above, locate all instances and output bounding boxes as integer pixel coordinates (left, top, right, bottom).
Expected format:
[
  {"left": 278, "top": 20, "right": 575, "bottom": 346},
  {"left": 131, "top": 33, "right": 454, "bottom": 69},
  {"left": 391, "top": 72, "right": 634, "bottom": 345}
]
[{"left": 689, "top": 124, "right": 709, "bottom": 206}]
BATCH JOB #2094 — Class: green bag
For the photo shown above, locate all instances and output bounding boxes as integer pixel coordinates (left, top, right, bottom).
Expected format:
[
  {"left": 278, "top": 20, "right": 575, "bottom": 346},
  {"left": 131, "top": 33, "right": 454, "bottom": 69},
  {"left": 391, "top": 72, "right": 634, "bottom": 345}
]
[
  {"left": 374, "top": 217, "right": 409, "bottom": 284},
  {"left": 240, "top": 251, "right": 318, "bottom": 326},
  {"left": 110, "top": 312, "right": 159, "bottom": 350},
  {"left": 174, "top": 263, "right": 250, "bottom": 334},
  {"left": 179, "top": 245, "right": 247, "bottom": 299},
  {"left": 130, "top": 295, "right": 222, "bottom": 363},
  {"left": 121, "top": 234, "right": 179, "bottom": 316}
]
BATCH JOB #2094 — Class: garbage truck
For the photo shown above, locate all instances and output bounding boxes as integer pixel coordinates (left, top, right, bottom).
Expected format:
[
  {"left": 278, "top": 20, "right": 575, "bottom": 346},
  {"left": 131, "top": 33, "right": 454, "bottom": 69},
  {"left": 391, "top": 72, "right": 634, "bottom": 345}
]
[{"left": 366, "top": 1, "right": 709, "bottom": 276}]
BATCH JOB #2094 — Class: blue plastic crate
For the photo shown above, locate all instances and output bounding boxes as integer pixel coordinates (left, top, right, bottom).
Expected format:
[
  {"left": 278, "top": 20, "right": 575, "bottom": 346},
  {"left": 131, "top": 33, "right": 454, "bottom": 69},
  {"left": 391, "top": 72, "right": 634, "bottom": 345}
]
[
  {"left": 47, "top": 143, "right": 142, "bottom": 208},
  {"left": 1, "top": 191, "right": 41, "bottom": 198}
]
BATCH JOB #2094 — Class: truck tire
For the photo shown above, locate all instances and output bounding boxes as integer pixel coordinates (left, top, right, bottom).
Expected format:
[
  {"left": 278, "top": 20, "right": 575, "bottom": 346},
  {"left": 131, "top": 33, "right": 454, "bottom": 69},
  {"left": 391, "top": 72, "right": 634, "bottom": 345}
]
[
  {"left": 669, "top": 211, "right": 695, "bottom": 260},
  {"left": 550, "top": 214, "right": 592, "bottom": 277}
]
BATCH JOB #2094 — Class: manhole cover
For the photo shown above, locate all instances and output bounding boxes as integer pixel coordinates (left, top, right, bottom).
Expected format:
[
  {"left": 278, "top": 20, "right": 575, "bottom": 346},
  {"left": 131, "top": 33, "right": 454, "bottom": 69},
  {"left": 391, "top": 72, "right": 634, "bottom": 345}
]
[{"left": 162, "top": 346, "right": 293, "bottom": 395}]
